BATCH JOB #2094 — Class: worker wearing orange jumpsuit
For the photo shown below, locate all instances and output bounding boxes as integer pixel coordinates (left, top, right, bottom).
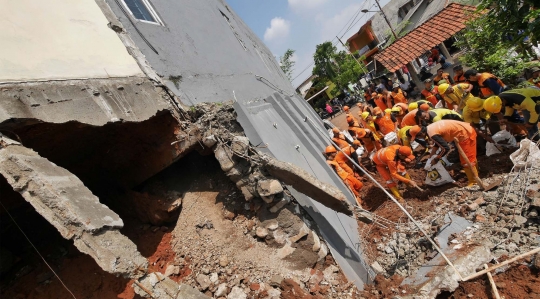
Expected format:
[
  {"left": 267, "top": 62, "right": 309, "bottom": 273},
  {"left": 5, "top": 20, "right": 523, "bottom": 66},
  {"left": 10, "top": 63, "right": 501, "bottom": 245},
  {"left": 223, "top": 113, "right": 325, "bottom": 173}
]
[
  {"left": 371, "top": 145, "right": 418, "bottom": 200},
  {"left": 391, "top": 102, "right": 409, "bottom": 128},
  {"left": 325, "top": 146, "right": 363, "bottom": 205},
  {"left": 373, "top": 107, "right": 397, "bottom": 136},
  {"left": 343, "top": 106, "right": 358, "bottom": 124},
  {"left": 414, "top": 120, "right": 478, "bottom": 186},
  {"left": 335, "top": 140, "right": 362, "bottom": 179},
  {"left": 347, "top": 119, "right": 382, "bottom": 153},
  {"left": 372, "top": 92, "right": 388, "bottom": 111},
  {"left": 389, "top": 83, "right": 408, "bottom": 105},
  {"left": 331, "top": 127, "right": 350, "bottom": 149},
  {"left": 401, "top": 109, "right": 420, "bottom": 127}
]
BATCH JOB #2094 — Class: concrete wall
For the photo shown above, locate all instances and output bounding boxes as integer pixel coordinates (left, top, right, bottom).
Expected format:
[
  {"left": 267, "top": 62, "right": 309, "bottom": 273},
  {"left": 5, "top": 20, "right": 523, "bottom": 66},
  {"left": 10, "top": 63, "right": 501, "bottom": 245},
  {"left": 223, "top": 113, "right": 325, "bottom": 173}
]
[
  {"left": 0, "top": 0, "right": 142, "bottom": 82},
  {"left": 104, "top": 0, "right": 295, "bottom": 106}
]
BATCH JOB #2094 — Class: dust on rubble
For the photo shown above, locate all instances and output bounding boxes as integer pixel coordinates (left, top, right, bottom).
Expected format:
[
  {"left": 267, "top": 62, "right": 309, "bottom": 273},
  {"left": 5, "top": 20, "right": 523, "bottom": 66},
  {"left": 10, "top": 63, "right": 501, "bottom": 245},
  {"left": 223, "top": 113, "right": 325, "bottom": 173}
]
[{"left": 355, "top": 151, "right": 539, "bottom": 298}]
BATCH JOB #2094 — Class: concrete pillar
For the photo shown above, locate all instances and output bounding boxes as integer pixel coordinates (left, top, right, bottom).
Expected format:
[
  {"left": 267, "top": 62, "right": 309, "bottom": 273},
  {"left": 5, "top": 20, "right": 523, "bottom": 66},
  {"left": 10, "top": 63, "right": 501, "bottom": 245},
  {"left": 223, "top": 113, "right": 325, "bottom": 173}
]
[
  {"left": 439, "top": 42, "right": 452, "bottom": 63},
  {"left": 407, "top": 62, "right": 423, "bottom": 90}
]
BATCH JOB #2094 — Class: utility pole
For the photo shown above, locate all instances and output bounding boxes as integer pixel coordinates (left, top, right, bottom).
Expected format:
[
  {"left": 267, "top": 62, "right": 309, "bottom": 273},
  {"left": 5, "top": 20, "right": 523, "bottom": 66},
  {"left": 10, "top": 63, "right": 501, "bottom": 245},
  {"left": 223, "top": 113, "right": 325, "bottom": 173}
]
[
  {"left": 336, "top": 35, "right": 369, "bottom": 74},
  {"left": 374, "top": 0, "right": 398, "bottom": 40}
]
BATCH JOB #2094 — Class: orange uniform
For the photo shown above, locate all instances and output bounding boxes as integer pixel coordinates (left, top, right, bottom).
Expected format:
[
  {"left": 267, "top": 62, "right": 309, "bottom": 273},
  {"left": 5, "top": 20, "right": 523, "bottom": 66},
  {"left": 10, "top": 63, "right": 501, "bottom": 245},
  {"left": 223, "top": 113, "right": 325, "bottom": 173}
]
[
  {"left": 332, "top": 134, "right": 350, "bottom": 149},
  {"left": 421, "top": 86, "right": 439, "bottom": 106},
  {"left": 335, "top": 145, "right": 358, "bottom": 176},
  {"left": 374, "top": 113, "right": 396, "bottom": 136},
  {"left": 349, "top": 126, "right": 380, "bottom": 153},
  {"left": 426, "top": 120, "right": 477, "bottom": 167},
  {"left": 478, "top": 73, "right": 505, "bottom": 97},
  {"left": 372, "top": 145, "right": 411, "bottom": 188},
  {"left": 393, "top": 103, "right": 409, "bottom": 128},
  {"left": 454, "top": 73, "right": 466, "bottom": 84},
  {"left": 433, "top": 72, "right": 451, "bottom": 85},
  {"left": 390, "top": 89, "right": 407, "bottom": 104},
  {"left": 373, "top": 94, "right": 388, "bottom": 111},
  {"left": 401, "top": 109, "right": 419, "bottom": 127},
  {"left": 327, "top": 160, "right": 363, "bottom": 199}
]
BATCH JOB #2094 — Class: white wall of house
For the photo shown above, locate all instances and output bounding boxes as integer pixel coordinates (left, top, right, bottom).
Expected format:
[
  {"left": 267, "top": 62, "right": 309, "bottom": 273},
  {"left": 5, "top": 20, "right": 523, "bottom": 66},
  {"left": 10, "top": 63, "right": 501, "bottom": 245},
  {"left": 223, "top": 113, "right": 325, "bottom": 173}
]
[{"left": 0, "top": 0, "right": 143, "bottom": 82}]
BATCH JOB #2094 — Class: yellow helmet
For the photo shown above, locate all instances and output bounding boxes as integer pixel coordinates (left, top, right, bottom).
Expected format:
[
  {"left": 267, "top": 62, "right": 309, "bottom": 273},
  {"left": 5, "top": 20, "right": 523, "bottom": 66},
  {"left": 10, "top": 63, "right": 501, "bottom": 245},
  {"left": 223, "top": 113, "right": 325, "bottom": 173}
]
[
  {"left": 483, "top": 96, "right": 502, "bottom": 113},
  {"left": 384, "top": 108, "right": 391, "bottom": 114},
  {"left": 408, "top": 102, "right": 418, "bottom": 112},
  {"left": 466, "top": 97, "right": 484, "bottom": 112},
  {"left": 391, "top": 107, "right": 401, "bottom": 113},
  {"left": 438, "top": 83, "right": 450, "bottom": 94},
  {"left": 361, "top": 112, "right": 370, "bottom": 120}
]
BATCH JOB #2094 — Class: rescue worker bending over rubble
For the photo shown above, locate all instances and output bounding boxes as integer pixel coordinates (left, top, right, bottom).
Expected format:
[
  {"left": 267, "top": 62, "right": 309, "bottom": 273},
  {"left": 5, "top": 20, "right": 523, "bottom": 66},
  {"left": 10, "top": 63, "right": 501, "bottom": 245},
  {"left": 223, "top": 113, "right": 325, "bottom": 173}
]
[
  {"left": 325, "top": 146, "right": 363, "bottom": 205},
  {"left": 373, "top": 107, "right": 397, "bottom": 136},
  {"left": 391, "top": 102, "right": 409, "bottom": 128},
  {"left": 347, "top": 118, "right": 382, "bottom": 153},
  {"left": 413, "top": 120, "right": 479, "bottom": 186},
  {"left": 484, "top": 88, "right": 540, "bottom": 140},
  {"left": 417, "top": 104, "right": 463, "bottom": 126},
  {"left": 462, "top": 97, "right": 495, "bottom": 143},
  {"left": 334, "top": 140, "right": 363, "bottom": 180},
  {"left": 372, "top": 145, "right": 418, "bottom": 201},
  {"left": 398, "top": 125, "right": 427, "bottom": 148},
  {"left": 360, "top": 112, "right": 384, "bottom": 141},
  {"left": 331, "top": 127, "right": 350, "bottom": 149},
  {"left": 438, "top": 83, "right": 474, "bottom": 112}
]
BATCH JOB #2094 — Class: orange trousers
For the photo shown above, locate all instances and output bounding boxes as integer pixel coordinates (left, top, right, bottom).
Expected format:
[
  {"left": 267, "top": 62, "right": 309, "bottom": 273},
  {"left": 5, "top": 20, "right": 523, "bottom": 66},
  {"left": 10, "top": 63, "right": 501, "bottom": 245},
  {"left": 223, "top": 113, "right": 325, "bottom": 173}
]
[
  {"left": 375, "top": 163, "right": 407, "bottom": 188},
  {"left": 458, "top": 131, "right": 477, "bottom": 168}
]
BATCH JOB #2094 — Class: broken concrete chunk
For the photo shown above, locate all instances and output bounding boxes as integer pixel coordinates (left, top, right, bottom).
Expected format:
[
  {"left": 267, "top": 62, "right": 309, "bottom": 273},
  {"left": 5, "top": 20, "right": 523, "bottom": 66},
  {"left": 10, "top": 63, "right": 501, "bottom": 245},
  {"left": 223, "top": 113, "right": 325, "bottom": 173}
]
[
  {"left": 269, "top": 197, "right": 289, "bottom": 213},
  {"left": 269, "top": 275, "right": 284, "bottom": 287},
  {"left": 277, "top": 242, "right": 296, "bottom": 259},
  {"left": 514, "top": 215, "right": 528, "bottom": 226},
  {"left": 312, "top": 232, "right": 321, "bottom": 252},
  {"left": 202, "top": 135, "right": 217, "bottom": 148},
  {"left": 289, "top": 223, "right": 309, "bottom": 243},
  {"left": 214, "top": 144, "right": 235, "bottom": 172},
  {"left": 260, "top": 154, "right": 353, "bottom": 216},
  {"left": 227, "top": 286, "right": 247, "bottom": 299},
  {"left": 265, "top": 220, "right": 279, "bottom": 231},
  {"left": 231, "top": 136, "right": 250, "bottom": 156},
  {"left": 318, "top": 243, "right": 329, "bottom": 261},
  {"left": 256, "top": 227, "right": 268, "bottom": 238},
  {"left": 135, "top": 273, "right": 209, "bottom": 299},
  {"left": 257, "top": 179, "right": 283, "bottom": 197},
  {"left": 196, "top": 273, "right": 211, "bottom": 291},
  {"left": 215, "top": 283, "right": 228, "bottom": 297},
  {"left": 371, "top": 262, "right": 385, "bottom": 274},
  {"left": 164, "top": 264, "right": 180, "bottom": 277}
]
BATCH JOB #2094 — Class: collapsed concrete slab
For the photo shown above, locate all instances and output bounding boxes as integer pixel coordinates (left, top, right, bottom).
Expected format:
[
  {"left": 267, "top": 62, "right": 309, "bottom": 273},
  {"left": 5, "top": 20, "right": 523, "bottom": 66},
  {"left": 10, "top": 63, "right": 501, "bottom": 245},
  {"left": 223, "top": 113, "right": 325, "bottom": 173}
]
[
  {"left": 134, "top": 272, "right": 210, "bottom": 299},
  {"left": 0, "top": 136, "right": 147, "bottom": 278},
  {"left": 260, "top": 154, "right": 353, "bottom": 216}
]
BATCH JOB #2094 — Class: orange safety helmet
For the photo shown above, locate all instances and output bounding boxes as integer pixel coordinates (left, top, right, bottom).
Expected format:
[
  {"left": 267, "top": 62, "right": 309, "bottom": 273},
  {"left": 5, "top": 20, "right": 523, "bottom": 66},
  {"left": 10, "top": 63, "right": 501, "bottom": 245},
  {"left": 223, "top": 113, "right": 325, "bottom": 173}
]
[
  {"left": 398, "top": 146, "right": 415, "bottom": 161},
  {"left": 325, "top": 145, "right": 337, "bottom": 154},
  {"left": 408, "top": 125, "right": 422, "bottom": 141},
  {"left": 373, "top": 107, "right": 382, "bottom": 115},
  {"left": 419, "top": 103, "right": 431, "bottom": 111},
  {"left": 346, "top": 116, "right": 354, "bottom": 124},
  {"left": 343, "top": 106, "right": 350, "bottom": 111},
  {"left": 332, "top": 127, "right": 340, "bottom": 134}
]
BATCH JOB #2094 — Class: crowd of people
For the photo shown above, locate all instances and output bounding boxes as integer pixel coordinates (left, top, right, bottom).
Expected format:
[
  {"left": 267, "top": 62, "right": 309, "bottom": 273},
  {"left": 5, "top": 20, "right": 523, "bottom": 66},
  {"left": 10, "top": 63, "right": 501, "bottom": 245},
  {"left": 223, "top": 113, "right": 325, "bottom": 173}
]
[{"left": 324, "top": 64, "right": 540, "bottom": 207}]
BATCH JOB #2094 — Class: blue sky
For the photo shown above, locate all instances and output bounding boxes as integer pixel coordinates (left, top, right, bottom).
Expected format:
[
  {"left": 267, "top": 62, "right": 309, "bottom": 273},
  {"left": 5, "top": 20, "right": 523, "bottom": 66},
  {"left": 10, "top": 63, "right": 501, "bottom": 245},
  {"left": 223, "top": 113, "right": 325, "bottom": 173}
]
[{"left": 226, "top": 0, "right": 391, "bottom": 87}]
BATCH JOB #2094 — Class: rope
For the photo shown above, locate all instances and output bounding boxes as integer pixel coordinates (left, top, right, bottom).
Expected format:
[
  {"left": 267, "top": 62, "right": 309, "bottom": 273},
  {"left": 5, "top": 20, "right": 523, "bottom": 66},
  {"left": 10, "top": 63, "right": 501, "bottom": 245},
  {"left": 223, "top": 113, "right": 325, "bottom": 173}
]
[{"left": 0, "top": 201, "right": 77, "bottom": 299}]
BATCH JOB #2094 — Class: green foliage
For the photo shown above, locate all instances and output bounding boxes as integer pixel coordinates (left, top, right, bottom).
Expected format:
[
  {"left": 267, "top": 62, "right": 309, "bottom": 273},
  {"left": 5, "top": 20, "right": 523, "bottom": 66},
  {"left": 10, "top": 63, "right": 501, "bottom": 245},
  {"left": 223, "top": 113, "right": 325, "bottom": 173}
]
[
  {"left": 312, "top": 41, "right": 365, "bottom": 97},
  {"left": 477, "top": 0, "right": 539, "bottom": 48},
  {"left": 279, "top": 49, "right": 296, "bottom": 81},
  {"left": 455, "top": 13, "right": 533, "bottom": 84}
]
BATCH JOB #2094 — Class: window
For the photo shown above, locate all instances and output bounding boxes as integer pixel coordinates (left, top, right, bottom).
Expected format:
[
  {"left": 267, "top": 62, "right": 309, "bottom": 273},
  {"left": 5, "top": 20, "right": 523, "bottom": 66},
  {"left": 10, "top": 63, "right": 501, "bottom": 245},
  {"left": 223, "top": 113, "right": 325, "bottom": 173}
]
[{"left": 121, "top": 0, "right": 162, "bottom": 25}]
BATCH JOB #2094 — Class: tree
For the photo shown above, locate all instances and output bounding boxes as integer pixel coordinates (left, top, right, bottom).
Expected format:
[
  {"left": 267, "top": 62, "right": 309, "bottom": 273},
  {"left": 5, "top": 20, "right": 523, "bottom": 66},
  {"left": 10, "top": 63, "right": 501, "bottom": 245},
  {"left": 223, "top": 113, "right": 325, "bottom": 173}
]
[
  {"left": 477, "top": 0, "right": 539, "bottom": 51},
  {"left": 279, "top": 49, "right": 295, "bottom": 81},
  {"left": 312, "top": 41, "right": 365, "bottom": 96},
  {"left": 455, "top": 11, "right": 536, "bottom": 84}
]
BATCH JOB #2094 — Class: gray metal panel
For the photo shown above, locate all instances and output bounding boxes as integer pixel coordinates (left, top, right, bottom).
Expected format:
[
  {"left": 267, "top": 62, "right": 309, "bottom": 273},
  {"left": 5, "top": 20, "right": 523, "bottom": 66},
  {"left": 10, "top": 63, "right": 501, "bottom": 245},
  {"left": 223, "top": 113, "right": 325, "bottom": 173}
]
[{"left": 234, "top": 95, "right": 373, "bottom": 288}]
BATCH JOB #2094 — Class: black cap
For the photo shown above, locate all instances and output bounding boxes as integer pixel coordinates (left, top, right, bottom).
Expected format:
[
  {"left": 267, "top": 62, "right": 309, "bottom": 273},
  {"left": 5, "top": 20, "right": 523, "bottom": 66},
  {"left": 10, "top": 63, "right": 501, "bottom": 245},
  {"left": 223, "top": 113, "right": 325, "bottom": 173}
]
[{"left": 453, "top": 64, "right": 463, "bottom": 70}]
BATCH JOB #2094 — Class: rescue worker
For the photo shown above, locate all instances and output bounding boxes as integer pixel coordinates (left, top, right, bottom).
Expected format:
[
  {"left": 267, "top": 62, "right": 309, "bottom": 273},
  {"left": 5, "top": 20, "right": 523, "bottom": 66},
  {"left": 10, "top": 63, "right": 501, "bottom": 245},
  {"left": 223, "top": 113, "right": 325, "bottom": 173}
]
[
  {"left": 335, "top": 140, "right": 363, "bottom": 179},
  {"left": 417, "top": 104, "right": 463, "bottom": 125},
  {"left": 464, "top": 69, "right": 507, "bottom": 98},
  {"left": 484, "top": 88, "right": 540, "bottom": 140},
  {"left": 413, "top": 120, "right": 479, "bottom": 186},
  {"left": 391, "top": 102, "right": 409, "bottom": 128},
  {"left": 438, "top": 83, "right": 474, "bottom": 112},
  {"left": 347, "top": 118, "right": 382, "bottom": 153},
  {"left": 421, "top": 79, "right": 440, "bottom": 106},
  {"left": 462, "top": 97, "right": 495, "bottom": 143},
  {"left": 331, "top": 127, "right": 350, "bottom": 149},
  {"left": 453, "top": 65, "right": 466, "bottom": 84},
  {"left": 380, "top": 88, "right": 393, "bottom": 108},
  {"left": 372, "top": 144, "right": 419, "bottom": 201},
  {"left": 360, "top": 112, "right": 385, "bottom": 141},
  {"left": 325, "top": 146, "right": 363, "bottom": 205},
  {"left": 401, "top": 108, "right": 420, "bottom": 127},
  {"left": 399, "top": 125, "right": 428, "bottom": 148},
  {"left": 389, "top": 83, "right": 408, "bottom": 105},
  {"left": 372, "top": 91, "right": 388, "bottom": 111},
  {"left": 373, "top": 107, "right": 397, "bottom": 136},
  {"left": 408, "top": 100, "right": 434, "bottom": 112},
  {"left": 343, "top": 106, "right": 358, "bottom": 124},
  {"left": 433, "top": 68, "right": 454, "bottom": 86}
]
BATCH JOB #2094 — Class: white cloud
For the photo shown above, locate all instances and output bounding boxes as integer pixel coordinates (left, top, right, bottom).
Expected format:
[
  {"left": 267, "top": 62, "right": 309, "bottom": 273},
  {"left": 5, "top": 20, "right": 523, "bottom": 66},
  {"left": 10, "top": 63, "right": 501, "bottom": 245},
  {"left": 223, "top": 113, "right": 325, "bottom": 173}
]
[
  {"left": 264, "top": 17, "right": 291, "bottom": 42},
  {"left": 288, "top": 0, "right": 328, "bottom": 11},
  {"left": 320, "top": 3, "right": 363, "bottom": 47}
]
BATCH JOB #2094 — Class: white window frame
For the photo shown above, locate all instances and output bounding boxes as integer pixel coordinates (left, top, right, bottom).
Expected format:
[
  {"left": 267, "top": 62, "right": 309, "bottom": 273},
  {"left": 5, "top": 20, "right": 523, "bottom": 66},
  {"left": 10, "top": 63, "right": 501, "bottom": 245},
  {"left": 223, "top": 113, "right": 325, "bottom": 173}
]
[{"left": 120, "top": 0, "right": 163, "bottom": 26}]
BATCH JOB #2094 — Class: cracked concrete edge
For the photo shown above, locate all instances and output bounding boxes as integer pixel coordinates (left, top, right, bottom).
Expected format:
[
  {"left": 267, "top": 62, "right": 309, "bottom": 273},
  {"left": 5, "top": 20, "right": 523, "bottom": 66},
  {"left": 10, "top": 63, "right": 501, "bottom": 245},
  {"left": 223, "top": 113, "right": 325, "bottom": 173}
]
[
  {"left": 401, "top": 244, "right": 493, "bottom": 299},
  {"left": 0, "top": 136, "right": 148, "bottom": 277},
  {"left": 260, "top": 154, "right": 354, "bottom": 216},
  {"left": 134, "top": 272, "right": 210, "bottom": 299}
]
